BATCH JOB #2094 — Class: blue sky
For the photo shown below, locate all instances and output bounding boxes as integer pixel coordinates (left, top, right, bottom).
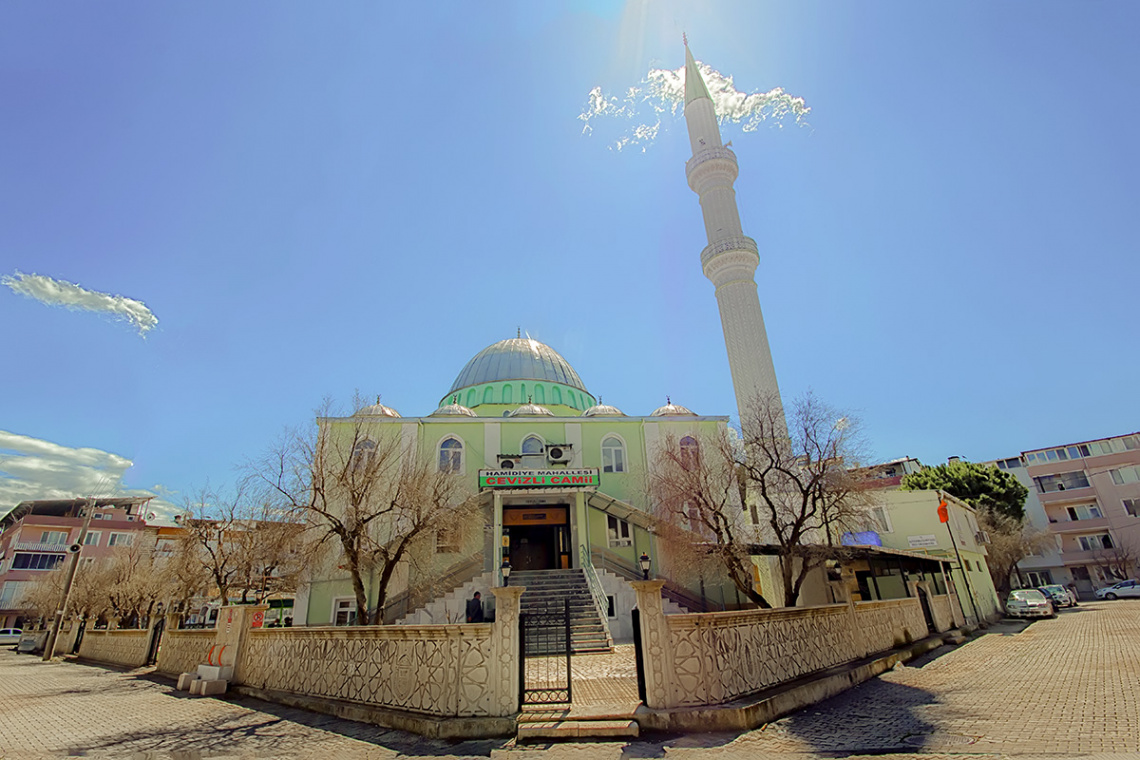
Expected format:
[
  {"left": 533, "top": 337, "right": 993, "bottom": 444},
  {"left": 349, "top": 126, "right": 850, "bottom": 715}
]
[{"left": 1, "top": 1, "right": 1137, "bottom": 517}]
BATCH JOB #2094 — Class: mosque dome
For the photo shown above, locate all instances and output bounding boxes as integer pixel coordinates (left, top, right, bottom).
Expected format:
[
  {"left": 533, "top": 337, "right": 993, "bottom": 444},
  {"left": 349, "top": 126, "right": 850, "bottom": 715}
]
[
  {"left": 508, "top": 402, "right": 555, "bottom": 417},
  {"left": 448, "top": 337, "right": 588, "bottom": 395},
  {"left": 354, "top": 396, "right": 401, "bottom": 418},
  {"left": 430, "top": 398, "right": 477, "bottom": 417},
  {"left": 650, "top": 398, "right": 697, "bottom": 417},
  {"left": 582, "top": 402, "right": 624, "bottom": 417}
]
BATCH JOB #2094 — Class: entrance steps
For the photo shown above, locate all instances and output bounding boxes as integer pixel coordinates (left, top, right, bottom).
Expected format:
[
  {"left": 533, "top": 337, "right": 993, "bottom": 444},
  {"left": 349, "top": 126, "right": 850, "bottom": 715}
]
[
  {"left": 517, "top": 706, "right": 638, "bottom": 741},
  {"left": 512, "top": 569, "right": 613, "bottom": 654}
]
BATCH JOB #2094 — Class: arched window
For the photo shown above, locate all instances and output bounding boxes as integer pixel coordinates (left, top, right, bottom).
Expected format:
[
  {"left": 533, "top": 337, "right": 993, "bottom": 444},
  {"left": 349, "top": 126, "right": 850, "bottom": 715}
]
[
  {"left": 483, "top": 386, "right": 494, "bottom": 405},
  {"left": 534, "top": 385, "right": 546, "bottom": 404},
  {"left": 439, "top": 437, "right": 463, "bottom": 473},
  {"left": 350, "top": 439, "right": 376, "bottom": 476},
  {"left": 567, "top": 391, "right": 577, "bottom": 409},
  {"left": 602, "top": 436, "right": 626, "bottom": 473},
  {"left": 680, "top": 436, "right": 699, "bottom": 471},
  {"left": 520, "top": 383, "right": 527, "bottom": 403},
  {"left": 521, "top": 435, "right": 545, "bottom": 468},
  {"left": 551, "top": 386, "right": 562, "bottom": 406},
  {"left": 467, "top": 389, "right": 477, "bottom": 407},
  {"left": 502, "top": 384, "right": 513, "bottom": 404}
]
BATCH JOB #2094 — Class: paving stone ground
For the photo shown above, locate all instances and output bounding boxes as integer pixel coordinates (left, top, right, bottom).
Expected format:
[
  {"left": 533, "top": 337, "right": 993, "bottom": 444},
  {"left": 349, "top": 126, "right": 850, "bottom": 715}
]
[{"left": 1, "top": 601, "right": 1137, "bottom": 759}]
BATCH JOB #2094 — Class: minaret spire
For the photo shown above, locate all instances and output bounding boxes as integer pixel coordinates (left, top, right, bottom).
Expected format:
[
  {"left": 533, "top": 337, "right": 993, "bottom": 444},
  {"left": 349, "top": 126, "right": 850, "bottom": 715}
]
[{"left": 683, "top": 42, "right": 783, "bottom": 427}]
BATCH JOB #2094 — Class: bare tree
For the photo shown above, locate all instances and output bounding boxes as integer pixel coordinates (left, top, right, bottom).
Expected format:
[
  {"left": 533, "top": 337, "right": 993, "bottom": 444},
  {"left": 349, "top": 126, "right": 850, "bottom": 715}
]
[
  {"left": 251, "top": 398, "right": 479, "bottom": 625},
  {"left": 652, "top": 392, "right": 873, "bottom": 608},
  {"left": 979, "top": 509, "right": 1054, "bottom": 594},
  {"left": 650, "top": 426, "right": 774, "bottom": 608},
  {"left": 174, "top": 484, "right": 304, "bottom": 607},
  {"left": 1092, "top": 538, "right": 1139, "bottom": 584}
]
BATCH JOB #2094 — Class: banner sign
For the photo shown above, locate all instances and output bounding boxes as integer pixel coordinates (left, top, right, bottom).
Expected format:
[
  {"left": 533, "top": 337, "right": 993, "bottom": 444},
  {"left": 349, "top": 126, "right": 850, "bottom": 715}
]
[
  {"left": 479, "top": 468, "right": 599, "bottom": 489},
  {"left": 907, "top": 534, "right": 939, "bottom": 549}
]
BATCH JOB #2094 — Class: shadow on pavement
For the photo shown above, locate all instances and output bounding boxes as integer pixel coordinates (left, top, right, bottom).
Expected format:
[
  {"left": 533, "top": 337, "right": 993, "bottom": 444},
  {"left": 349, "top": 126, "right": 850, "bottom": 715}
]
[{"left": 775, "top": 677, "right": 940, "bottom": 755}]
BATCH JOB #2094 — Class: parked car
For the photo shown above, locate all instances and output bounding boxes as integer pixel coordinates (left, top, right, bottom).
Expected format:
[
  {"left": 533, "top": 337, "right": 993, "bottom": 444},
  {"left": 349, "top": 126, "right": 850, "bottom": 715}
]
[
  {"left": 1038, "top": 585, "right": 1077, "bottom": 608},
  {"left": 1005, "top": 589, "right": 1055, "bottom": 619},
  {"left": 1095, "top": 579, "right": 1140, "bottom": 600},
  {"left": 0, "top": 628, "right": 22, "bottom": 646}
]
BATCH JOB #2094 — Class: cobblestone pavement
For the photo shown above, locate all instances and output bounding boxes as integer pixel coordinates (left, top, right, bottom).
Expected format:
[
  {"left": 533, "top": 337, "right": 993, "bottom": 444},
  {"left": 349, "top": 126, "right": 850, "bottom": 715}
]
[{"left": 2, "top": 602, "right": 1138, "bottom": 759}]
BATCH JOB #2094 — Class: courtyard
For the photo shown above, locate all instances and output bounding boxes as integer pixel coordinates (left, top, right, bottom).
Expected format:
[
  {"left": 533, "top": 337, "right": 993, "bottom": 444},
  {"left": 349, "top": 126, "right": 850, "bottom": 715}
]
[{"left": 0, "top": 601, "right": 1137, "bottom": 759}]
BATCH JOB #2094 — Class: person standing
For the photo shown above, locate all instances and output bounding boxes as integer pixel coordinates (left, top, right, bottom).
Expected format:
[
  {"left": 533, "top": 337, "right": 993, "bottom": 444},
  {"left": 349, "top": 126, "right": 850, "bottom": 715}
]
[{"left": 465, "top": 591, "right": 484, "bottom": 623}]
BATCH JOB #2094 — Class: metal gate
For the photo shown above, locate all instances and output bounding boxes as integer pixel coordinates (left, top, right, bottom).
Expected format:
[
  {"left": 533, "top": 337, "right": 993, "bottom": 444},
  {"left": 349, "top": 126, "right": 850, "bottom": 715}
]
[{"left": 519, "top": 598, "right": 571, "bottom": 705}]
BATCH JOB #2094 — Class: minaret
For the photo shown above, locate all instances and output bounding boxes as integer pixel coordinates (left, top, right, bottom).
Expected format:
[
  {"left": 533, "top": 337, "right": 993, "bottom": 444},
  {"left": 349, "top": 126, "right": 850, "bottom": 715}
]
[{"left": 683, "top": 42, "right": 783, "bottom": 425}]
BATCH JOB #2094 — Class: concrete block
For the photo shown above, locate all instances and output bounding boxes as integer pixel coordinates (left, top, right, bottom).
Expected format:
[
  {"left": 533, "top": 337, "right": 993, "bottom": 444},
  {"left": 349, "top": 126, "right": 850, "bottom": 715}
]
[
  {"left": 177, "top": 673, "right": 199, "bottom": 691},
  {"left": 198, "top": 679, "right": 228, "bottom": 696},
  {"left": 196, "top": 664, "right": 233, "bottom": 681},
  {"left": 189, "top": 678, "right": 205, "bottom": 695}
]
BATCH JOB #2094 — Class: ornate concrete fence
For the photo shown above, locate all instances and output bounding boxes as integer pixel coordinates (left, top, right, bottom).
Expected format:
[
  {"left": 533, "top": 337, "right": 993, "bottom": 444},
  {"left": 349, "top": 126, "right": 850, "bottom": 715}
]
[
  {"left": 77, "top": 628, "right": 152, "bottom": 669},
  {"left": 155, "top": 627, "right": 216, "bottom": 677},
  {"left": 633, "top": 581, "right": 949, "bottom": 710}
]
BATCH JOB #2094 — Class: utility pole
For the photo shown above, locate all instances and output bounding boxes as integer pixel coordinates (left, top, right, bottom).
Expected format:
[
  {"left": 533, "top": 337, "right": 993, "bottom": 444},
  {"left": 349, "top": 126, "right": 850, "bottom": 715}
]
[
  {"left": 42, "top": 496, "right": 95, "bottom": 661},
  {"left": 940, "top": 491, "right": 982, "bottom": 626}
]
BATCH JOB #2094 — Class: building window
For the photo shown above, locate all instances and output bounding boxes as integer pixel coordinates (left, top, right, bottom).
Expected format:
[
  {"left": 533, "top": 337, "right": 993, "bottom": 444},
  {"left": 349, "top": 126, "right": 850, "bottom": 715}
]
[
  {"left": 349, "top": 439, "right": 376, "bottom": 475},
  {"left": 439, "top": 437, "right": 463, "bottom": 473},
  {"left": 483, "top": 386, "right": 494, "bottom": 405},
  {"left": 83, "top": 532, "right": 101, "bottom": 546},
  {"left": 108, "top": 533, "right": 134, "bottom": 547},
  {"left": 502, "top": 384, "right": 513, "bottom": 405},
  {"left": 534, "top": 385, "right": 546, "bottom": 405},
  {"left": 333, "top": 598, "right": 357, "bottom": 626},
  {"left": 435, "top": 525, "right": 460, "bottom": 554},
  {"left": 39, "top": 530, "right": 68, "bottom": 545},
  {"left": 602, "top": 436, "right": 626, "bottom": 473},
  {"left": 1123, "top": 498, "right": 1140, "bottom": 517},
  {"left": 0, "top": 581, "right": 31, "bottom": 607},
  {"left": 1110, "top": 466, "right": 1140, "bottom": 486},
  {"left": 12, "top": 553, "right": 65, "bottom": 570},
  {"left": 521, "top": 435, "right": 545, "bottom": 468},
  {"left": 1034, "top": 471, "right": 1090, "bottom": 493},
  {"left": 552, "top": 386, "right": 562, "bottom": 405},
  {"left": 1077, "top": 534, "right": 1114, "bottom": 552},
  {"left": 607, "top": 515, "right": 632, "bottom": 547},
  {"left": 867, "top": 507, "right": 892, "bottom": 533},
  {"left": 680, "top": 436, "right": 699, "bottom": 471},
  {"left": 1066, "top": 504, "right": 1103, "bottom": 521},
  {"left": 964, "top": 560, "right": 973, "bottom": 572}
]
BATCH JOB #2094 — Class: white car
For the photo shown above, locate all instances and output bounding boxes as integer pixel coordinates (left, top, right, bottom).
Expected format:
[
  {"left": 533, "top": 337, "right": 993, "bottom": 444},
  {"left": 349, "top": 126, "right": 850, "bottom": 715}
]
[
  {"left": 1005, "top": 589, "right": 1055, "bottom": 619},
  {"left": 0, "top": 628, "right": 22, "bottom": 646},
  {"left": 1095, "top": 579, "right": 1140, "bottom": 600}
]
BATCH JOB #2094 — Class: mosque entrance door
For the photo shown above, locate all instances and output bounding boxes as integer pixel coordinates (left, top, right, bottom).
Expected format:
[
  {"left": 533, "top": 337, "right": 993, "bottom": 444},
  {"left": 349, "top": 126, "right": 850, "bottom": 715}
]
[{"left": 503, "top": 506, "right": 571, "bottom": 572}]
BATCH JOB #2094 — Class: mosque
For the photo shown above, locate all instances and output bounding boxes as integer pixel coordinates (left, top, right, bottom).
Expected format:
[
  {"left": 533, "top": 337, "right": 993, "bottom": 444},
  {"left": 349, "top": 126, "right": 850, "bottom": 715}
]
[{"left": 293, "top": 44, "right": 783, "bottom": 640}]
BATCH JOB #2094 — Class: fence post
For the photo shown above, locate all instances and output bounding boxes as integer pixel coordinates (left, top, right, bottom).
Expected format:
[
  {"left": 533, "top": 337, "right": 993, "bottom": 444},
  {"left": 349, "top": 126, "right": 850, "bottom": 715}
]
[
  {"left": 209, "top": 604, "right": 267, "bottom": 683},
  {"left": 631, "top": 580, "right": 671, "bottom": 709},
  {"left": 489, "top": 586, "right": 524, "bottom": 717}
]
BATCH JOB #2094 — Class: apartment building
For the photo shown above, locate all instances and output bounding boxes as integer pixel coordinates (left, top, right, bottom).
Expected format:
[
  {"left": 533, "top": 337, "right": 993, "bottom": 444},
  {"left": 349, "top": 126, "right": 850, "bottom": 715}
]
[
  {"left": 990, "top": 431, "right": 1140, "bottom": 597},
  {"left": 0, "top": 498, "right": 156, "bottom": 628}
]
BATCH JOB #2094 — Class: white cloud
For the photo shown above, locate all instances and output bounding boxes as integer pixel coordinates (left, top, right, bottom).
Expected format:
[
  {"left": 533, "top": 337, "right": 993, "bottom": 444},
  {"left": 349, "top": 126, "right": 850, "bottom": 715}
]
[
  {"left": 579, "top": 60, "right": 811, "bottom": 152},
  {"left": 3, "top": 271, "right": 158, "bottom": 336},
  {"left": 0, "top": 430, "right": 177, "bottom": 523}
]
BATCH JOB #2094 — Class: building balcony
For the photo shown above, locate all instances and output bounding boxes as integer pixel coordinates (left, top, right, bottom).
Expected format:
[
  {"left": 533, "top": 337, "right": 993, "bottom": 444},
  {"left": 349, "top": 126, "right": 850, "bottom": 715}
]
[
  {"left": 1047, "top": 516, "right": 1111, "bottom": 534},
  {"left": 12, "top": 541, "right": 70, "bottom": 553},
  {"left": 1038, "top": 486, "right": 1097, "bottom": 505},
  {"left": 1059, "top": 549, "right": 1110, "bottom": 565}
]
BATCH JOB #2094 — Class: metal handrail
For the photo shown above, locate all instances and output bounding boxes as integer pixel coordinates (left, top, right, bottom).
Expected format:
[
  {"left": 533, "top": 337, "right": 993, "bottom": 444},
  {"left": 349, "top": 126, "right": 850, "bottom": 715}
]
[
  {"left": 579, "top": 545, "right": 613, "bottom": 645},
  {"left": 590, "top": 545, "right": 720, "bottom": 613}
]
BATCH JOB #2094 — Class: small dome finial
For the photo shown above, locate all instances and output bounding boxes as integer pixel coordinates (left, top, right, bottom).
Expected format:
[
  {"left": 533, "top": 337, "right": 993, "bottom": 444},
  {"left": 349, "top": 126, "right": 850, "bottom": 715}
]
[
  {"left": 376, "top": 394, "right": 382, "bottom": 404},
  {"left": 666, "top": 395, "right": 671, "bottom": 405},
  {"left": 517, "top": 326, "right": 521, "bottom": 338},
  {"left": 682, "top": 32, "right": 688, "bottom": 47},
  {"left": 528, "top": 395, "right": 533, "bottom": 404}
]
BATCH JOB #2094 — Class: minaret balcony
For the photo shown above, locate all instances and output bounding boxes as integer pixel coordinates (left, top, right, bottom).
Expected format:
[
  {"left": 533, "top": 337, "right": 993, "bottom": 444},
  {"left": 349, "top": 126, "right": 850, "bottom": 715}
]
[
  {"left": 686, "top": 146, "right": 739, "bottom": 187},
  {"left": 701, "top": 235, "right": 759, "bottom": 270}
]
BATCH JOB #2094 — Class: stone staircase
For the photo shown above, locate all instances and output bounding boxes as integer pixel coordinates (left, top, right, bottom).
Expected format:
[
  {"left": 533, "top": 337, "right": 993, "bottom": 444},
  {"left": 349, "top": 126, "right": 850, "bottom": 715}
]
[{"left": 512, "top": 569, "right": 613, "bottom": 654}]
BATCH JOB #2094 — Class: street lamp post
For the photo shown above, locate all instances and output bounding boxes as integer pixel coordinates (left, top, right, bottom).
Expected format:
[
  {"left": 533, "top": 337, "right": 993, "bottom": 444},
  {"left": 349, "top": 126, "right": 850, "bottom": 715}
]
[
  {"left": 500, "top": 560, "right": 512, "bottom": 587},
  {"left": 43, "top": 496, "right": 95, "bottom": 661},
  {"left": 639, "top": 552, "right": 651, "bottom": 581}
]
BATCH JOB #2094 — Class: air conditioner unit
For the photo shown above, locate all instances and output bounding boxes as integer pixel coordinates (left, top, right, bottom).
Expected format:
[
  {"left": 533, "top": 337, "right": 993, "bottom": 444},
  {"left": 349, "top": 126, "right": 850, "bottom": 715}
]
[
  {"left": 976, "top": 531, "right": 990, "bottom": 545},
  {"left": 497, "top": 455, "right": 523, "bottom": 469},
  {"left": 545, "top": 444, "right": 573, "bottom": 464}
]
